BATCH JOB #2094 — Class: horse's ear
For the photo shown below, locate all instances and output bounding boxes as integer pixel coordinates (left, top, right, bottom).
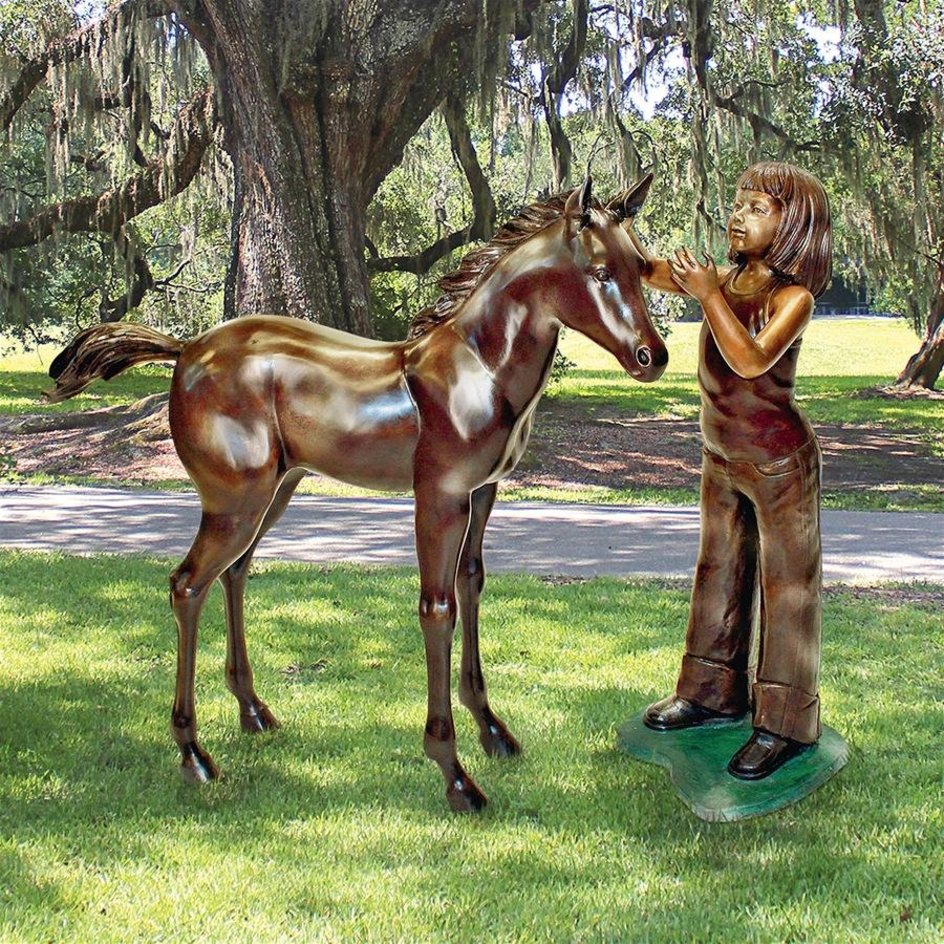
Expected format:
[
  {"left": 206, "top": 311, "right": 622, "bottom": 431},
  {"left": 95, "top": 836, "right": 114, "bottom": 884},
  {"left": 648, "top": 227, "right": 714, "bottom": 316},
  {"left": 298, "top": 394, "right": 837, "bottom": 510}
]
[
  {"left": 606, "top": 171, "right": 654, "bottom": 223},
  {"left": 564, "top": 175, "right": 593, "bottom": 238}
]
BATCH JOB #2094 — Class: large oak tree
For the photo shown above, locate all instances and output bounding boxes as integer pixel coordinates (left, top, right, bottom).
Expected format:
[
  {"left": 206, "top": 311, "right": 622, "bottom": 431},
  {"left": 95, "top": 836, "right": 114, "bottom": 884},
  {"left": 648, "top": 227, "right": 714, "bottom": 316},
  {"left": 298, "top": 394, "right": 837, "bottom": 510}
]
[{"left": 1, "top": 0, "right": 537, "bottom": 337}]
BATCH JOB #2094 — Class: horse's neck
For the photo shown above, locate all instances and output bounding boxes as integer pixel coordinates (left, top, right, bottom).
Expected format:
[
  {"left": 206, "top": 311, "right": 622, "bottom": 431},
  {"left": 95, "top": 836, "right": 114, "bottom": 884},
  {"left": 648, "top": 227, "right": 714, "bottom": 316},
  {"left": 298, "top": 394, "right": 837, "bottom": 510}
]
[{"left": 451, "top": 228, "right": 567, "bottom": 388}]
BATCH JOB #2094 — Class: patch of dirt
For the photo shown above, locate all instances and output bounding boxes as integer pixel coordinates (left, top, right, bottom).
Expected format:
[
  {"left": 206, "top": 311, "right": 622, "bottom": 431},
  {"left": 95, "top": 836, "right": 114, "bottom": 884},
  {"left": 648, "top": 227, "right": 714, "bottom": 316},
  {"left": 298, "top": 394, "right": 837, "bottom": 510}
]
[
  {"left": 518, "top": 399, "right": 943, "bottom": 495},
  {"left": 1, "top": 394, "right": 941, "bottom": 497},
  {"left": 1, "top": 395, "right": 183, "bottom": 484},
  {"left": 824, "top": 584, "right": 944, "bottom": 609}
]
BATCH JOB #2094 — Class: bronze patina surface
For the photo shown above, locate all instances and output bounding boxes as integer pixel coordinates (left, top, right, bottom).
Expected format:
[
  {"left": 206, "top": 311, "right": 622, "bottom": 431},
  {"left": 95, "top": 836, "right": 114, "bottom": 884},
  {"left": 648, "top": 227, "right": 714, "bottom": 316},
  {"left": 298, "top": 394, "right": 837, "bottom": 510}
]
[{"left": 632, "top": 162, "right": 845, "bottom": 786}]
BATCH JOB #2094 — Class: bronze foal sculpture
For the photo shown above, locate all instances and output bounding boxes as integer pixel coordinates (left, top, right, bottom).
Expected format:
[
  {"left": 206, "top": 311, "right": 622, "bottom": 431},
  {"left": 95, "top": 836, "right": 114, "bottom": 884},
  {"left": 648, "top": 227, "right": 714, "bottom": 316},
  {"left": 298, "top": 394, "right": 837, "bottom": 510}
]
[{"left": 48, "top": 177, "right": 667, "bottom": 812}]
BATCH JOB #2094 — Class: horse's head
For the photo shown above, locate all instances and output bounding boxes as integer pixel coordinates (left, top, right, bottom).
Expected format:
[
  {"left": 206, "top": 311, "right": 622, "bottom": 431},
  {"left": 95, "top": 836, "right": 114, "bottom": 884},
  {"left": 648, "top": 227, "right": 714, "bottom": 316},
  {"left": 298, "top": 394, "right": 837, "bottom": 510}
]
[{"left": 556, "top": 175, "right": 668, "bottom": 382}]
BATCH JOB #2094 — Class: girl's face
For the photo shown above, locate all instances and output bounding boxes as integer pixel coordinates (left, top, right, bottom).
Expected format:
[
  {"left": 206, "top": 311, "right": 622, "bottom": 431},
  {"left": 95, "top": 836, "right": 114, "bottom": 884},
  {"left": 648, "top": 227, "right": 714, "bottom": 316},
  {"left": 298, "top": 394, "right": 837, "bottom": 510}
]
[{"left": 728, "top": 189, "right": 782, "bottom": 259}]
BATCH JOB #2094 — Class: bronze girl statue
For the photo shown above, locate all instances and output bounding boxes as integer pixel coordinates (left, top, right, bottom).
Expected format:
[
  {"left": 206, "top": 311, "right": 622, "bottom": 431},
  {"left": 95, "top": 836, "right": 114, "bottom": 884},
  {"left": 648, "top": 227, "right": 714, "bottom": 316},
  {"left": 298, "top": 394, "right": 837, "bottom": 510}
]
[{"left": 631, "top": 162, "right": 833, "bottom": 780}]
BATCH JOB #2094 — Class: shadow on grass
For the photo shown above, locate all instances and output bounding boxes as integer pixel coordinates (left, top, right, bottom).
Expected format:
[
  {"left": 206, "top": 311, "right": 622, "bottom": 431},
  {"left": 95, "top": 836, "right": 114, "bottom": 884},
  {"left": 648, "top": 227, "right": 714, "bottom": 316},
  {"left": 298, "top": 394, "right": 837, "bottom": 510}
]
[{"left": 1, "top": 552, "right": 941, "bottom": 939}]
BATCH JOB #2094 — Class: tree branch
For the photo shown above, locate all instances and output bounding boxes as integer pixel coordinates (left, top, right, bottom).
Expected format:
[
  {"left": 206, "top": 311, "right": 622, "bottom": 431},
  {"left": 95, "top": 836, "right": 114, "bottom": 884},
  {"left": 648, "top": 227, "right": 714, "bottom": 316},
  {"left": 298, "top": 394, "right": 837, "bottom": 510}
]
[
  {"left": 545, "top": 0, "right": 589, "bottom": 96},
  {"left": 713, "top": 91, "right": 820, "bottom": 152},
  {"left": 0, "top": 0, "right": 174, "bottom": 132},
  {"left": 366, "top": 97, "right": 496, "bottom": 276},
  {"left": 442, "top": 95, "right": 496, "bottom": 242},
  {"left": 619, "top": 29, "right": 674, "bottom": 96},
  {"left": 70, "top": 150, "right": 107, "bottom": 173},
  {"left": 367, "top": 227, "right": 477, "bottom": 276},
  {"left": 98, "top": 229, "right": 155, "bottom": 322},
  {"left": 0, "top": 87, "right": 216, "bottom": 251},
  {"left": 541, "top": 0, "right": 589, "bottom": 190}
]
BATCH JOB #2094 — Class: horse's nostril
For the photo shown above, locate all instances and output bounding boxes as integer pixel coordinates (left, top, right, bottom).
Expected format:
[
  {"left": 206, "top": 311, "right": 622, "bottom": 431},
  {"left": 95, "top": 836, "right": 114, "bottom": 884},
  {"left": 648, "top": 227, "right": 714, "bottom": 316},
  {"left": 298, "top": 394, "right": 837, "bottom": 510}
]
[{"left": 637, "top": 346, "right": 652, "bottom": 368}]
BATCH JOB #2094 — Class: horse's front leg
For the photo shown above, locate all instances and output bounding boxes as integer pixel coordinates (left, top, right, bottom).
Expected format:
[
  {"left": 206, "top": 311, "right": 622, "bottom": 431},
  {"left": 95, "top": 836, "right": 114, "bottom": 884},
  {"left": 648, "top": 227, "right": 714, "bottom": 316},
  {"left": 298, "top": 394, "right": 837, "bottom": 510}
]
[
  {"left": 414, "top": 485, "right": 486, "bottom": 813},
  {"left": 458, "top": 483, "right": 522, "bottom": 759}
]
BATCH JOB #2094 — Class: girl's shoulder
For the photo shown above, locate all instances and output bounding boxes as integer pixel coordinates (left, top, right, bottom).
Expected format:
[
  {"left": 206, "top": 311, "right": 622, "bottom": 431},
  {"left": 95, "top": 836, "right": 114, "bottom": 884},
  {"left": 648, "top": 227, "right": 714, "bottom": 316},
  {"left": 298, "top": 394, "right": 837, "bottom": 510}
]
[{"left": 769, "top": 281, "right": 815, "bottom": 310}]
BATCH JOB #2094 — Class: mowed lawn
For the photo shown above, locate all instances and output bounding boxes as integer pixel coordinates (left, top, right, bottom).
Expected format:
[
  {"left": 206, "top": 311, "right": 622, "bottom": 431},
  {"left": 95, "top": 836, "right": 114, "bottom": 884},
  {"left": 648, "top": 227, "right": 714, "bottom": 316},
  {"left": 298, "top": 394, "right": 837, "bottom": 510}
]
[
  {"left": 0, "top": 552, "right": 941, "bottom": 943},
  {"left": 2, "top": 317, "right": 942, "bottom": 464},
  {"left": 556, "top": 316, "right": 944, "bottom": 433},
  {"left": 0, "top": 316, "right": 931, "bottom": 416},
  {"left": 4, "top": 318, "right": 941, "bottom": 439}
]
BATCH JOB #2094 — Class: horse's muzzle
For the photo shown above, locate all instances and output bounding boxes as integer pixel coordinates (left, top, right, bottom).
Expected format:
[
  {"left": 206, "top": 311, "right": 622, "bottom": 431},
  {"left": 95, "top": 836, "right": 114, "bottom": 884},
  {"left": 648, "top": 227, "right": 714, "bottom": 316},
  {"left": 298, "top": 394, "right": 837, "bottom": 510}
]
[{"left": 632, "top": 342, "right": 668, "bottom": 381}]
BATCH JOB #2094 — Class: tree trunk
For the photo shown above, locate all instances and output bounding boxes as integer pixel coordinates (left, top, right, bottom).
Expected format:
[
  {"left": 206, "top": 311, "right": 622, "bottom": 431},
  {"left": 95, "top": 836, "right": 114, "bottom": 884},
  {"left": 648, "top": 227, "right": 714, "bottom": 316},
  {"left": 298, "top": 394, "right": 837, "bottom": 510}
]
[
  {"left": 177, "top": 0, "right": 535, "bottom": 336},
  {"left": 896, "top": 282, "right": 944, "bottom": 390},
  {"left": 175, "top": 2, "right": 369, "bottom": 332}
]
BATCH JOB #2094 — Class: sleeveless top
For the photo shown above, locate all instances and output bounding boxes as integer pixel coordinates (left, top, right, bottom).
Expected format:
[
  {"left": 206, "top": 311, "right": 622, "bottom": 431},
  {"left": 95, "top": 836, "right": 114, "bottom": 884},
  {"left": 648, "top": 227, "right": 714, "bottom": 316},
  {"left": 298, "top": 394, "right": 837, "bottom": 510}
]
[{"left": 698, "top": 268, "right": 814, "bottom": 463}]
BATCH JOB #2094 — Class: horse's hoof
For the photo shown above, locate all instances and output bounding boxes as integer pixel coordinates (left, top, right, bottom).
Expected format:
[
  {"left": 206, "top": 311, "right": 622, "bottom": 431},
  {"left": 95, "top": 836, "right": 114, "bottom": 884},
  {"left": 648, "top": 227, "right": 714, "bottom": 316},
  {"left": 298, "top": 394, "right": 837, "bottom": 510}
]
[
  {"left": 481, "top": 723, "right": 522, "bottom": 759},
  {"left": 179, "top": 743, "right": 219, "bottom": 784},
  {"left": 240, "top": 703, "right": 280, "bottom": 734},
  {"left": 446, "top": 775, "right": 488, "bottom": 813}
]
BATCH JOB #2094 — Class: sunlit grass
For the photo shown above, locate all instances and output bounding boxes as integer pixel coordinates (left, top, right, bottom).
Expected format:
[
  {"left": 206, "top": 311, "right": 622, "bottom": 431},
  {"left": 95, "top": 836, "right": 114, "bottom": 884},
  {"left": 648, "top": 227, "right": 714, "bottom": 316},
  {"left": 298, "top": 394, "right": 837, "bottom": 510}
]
[
  {"left": 558, "top": 319, "right": 942, "bottom": 419},
  {"left": 559, "top": 316, "right": 923, "bottom": 378},
  {"left": 0, "top": 551, "right": 941, "bottom": 942},
  {"left": 2, "top": 320, "right": 942, "bottom": 511},
  {"left": 555, "top": 320, "right": 944, "bottom": 466},
  {"left": 0, "top": 364, "right": 173, "bottom": 416}
]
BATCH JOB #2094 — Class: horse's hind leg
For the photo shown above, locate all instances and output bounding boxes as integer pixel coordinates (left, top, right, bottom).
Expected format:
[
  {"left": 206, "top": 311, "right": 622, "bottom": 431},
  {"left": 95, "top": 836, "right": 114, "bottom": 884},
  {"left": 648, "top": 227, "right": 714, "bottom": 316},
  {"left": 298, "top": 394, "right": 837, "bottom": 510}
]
[
  {"left": 170, "top": 491, "right": 275, "bottom": 783},
  {"left": 219, "top": 468, "right": 306, "bottom": 733},
  {"left": 457, "top": 483, "right": 522, "bottom": 759}
]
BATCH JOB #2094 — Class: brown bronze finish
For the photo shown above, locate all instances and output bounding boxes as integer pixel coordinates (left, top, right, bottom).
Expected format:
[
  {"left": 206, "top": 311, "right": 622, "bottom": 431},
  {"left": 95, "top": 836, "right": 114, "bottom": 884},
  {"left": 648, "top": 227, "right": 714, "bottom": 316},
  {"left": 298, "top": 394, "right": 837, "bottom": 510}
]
[
  {"left": 48, "top": 177, "right": 667, "bottom": 811},
  {"left": 636, "top": 162, "right": 833, "bottom": 780}
]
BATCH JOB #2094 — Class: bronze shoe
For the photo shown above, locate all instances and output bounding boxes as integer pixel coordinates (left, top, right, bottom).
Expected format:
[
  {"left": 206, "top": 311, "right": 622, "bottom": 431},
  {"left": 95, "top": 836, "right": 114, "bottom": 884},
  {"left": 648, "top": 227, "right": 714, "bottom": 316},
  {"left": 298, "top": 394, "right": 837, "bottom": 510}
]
[
  {"left": 643, "top": 695, "right": 743, "bottom": 731},
  {"left": 727, "top": 729, "right": 810, "bottom": 780}
]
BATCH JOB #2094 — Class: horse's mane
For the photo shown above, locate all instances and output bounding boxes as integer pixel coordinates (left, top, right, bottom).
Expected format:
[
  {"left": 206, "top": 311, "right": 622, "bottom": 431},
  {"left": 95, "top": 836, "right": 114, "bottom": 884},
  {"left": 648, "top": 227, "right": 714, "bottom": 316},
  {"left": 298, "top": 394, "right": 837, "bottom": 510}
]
[{"left": 408, "top": 193, "right": 601, "bottom": 339}]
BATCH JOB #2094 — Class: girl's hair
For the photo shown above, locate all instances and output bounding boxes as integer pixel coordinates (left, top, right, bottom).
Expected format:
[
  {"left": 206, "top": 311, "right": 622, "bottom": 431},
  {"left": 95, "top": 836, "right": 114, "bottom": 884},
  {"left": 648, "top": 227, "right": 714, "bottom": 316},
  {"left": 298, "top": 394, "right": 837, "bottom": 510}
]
[{"left": 730, "top": 162, "right": 833, "bottom": 298}]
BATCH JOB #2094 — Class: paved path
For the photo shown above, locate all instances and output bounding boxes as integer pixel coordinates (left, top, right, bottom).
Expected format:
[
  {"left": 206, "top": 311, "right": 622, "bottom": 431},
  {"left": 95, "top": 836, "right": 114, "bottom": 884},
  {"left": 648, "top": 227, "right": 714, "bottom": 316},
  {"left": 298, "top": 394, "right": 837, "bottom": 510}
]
[{"left": 1, "top": 484, "right": 941, "bottom": 583}]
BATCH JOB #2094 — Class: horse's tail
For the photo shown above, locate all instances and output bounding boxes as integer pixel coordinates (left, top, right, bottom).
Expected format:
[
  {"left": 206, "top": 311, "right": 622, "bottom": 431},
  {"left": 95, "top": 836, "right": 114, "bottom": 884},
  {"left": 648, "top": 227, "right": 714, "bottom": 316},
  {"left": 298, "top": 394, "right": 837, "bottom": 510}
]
[{"left": 45, "top": 323, "right": 185, "bottom": 403}]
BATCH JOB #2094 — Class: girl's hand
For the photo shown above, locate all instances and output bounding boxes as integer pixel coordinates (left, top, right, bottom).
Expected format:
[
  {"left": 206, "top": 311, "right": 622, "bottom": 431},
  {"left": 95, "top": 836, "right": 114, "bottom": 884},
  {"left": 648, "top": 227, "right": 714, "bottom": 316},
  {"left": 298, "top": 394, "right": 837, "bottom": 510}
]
[{"left": 668, "top": 248, "right": 720, "bottom": 302}]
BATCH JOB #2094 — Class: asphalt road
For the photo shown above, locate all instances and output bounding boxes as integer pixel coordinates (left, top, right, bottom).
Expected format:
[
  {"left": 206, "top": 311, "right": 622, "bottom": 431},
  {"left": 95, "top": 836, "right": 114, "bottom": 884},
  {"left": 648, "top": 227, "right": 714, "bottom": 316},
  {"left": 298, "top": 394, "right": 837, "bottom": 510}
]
[{"left": 1, "top": 484, "right": 941, "bottom": 583}]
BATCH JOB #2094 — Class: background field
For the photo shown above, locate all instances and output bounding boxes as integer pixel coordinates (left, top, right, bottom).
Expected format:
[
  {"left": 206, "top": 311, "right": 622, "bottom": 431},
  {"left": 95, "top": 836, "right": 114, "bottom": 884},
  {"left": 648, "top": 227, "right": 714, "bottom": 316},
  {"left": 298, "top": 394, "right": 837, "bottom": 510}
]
[
  {"left": 555, "top": 318, "right": 944, "bottom": 433},
  {"left": 0, "top": 315, "right": 929, "bottom": 413},
  {"left": 0, "top": 551, "right": 941, "bottom": 943},
  {"left": 3, "top": 317, "right": 942, "bottom": 510},
  {"left": 562, "top": 316, "right": 924, "bottom": 378}
]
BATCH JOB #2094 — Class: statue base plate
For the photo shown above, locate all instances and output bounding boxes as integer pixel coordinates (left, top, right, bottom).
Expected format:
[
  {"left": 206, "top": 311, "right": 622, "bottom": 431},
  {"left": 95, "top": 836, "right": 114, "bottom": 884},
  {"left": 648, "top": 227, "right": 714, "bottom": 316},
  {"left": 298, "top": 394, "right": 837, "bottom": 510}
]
[{"left": 617, "top": 712, "right": 848, "bottom": 822}]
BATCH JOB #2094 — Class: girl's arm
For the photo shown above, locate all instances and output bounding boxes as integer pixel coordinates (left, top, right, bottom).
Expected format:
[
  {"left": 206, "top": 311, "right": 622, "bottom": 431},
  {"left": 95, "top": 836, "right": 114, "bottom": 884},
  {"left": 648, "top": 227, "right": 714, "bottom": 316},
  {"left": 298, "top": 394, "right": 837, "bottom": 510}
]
[
  {"left": 624, "top": 226, "right": 688, "bottom": 294},
  {"left": 669, "top": 248, "right": 815, "bottom": 379}
]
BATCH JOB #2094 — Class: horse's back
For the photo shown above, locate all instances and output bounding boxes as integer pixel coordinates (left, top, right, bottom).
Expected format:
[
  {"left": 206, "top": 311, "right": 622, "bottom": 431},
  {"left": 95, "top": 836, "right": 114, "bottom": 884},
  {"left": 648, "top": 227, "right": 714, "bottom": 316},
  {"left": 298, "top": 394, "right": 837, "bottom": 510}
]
[{"left": 170, "top": 315, "right": 420, "bottom": 496}]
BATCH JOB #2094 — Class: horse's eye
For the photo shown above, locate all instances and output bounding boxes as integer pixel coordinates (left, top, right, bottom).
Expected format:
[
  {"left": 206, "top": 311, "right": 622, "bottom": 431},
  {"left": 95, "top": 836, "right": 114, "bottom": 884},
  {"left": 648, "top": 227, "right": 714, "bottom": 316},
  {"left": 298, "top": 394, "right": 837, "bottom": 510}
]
[{"left": 593, "top": 267, "right": 612, "bottom": 283}]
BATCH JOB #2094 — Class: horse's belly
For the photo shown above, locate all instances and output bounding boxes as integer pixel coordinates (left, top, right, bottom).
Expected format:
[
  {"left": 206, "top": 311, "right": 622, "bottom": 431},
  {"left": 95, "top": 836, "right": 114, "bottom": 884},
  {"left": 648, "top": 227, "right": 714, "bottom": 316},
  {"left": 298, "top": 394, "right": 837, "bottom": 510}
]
[
  {"left": 277, "top": 382, "right": 419, "bottom": 491},
  {"left": 299, "top": 434, "right": 417, "bottom": 491}
]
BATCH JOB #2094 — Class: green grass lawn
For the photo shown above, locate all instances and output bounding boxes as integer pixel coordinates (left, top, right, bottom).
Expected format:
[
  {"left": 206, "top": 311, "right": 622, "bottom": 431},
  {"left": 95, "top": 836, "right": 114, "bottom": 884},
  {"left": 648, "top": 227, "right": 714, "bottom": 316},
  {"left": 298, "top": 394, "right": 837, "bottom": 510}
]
[
  {"left": 553, "top": 320, "right": 944, "bottom": 513},
  {"left": 0, "top": 356, "right": 173, "bottom": 416},
  {"left": 1, "top": 551, "right": 941, "bottom": 943},
  {"left": 2, "top": 319, "right": 942, "bottom": 510},
  {"left": 564, "top": 315, "right": 925, "bottom": 378},
  {"left": 555, "top": 319, "right": 944, "bottom": 436},
  {"left": 2, "top": 317, "right": 928, "bottom": 415}
]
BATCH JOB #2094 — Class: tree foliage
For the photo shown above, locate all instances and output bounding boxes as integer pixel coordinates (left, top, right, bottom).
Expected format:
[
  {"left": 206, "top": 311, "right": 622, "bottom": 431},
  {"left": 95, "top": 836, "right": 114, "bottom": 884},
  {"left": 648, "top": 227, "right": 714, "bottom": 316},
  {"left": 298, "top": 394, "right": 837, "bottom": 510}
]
[
  {"left": 0, "top": 0, "right": 226, "bottom": 346},
  {"left": 1, "top": 0, "right": 942, "bottom": 386}
]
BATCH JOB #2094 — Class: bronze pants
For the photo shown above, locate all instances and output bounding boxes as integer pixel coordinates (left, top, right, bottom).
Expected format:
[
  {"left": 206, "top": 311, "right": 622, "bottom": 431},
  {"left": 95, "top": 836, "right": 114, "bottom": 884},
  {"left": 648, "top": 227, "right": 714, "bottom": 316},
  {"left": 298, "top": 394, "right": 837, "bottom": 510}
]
[{"left": 676, "top": 438, "right": 823, "bottom": 743}]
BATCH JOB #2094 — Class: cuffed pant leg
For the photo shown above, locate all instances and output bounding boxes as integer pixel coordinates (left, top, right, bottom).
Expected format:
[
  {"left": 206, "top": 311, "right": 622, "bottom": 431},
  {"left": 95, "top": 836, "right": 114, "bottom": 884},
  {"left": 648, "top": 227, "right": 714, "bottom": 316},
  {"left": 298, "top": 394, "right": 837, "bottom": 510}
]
[
  {"left": 676, "top": 451, "right": 755, "bottom": 715},
  {"left": 752, "top": 682, "right": 820, "bottom": 743},
  {"left": 750, "top": 441, "right": 823, "bottom": 744}
]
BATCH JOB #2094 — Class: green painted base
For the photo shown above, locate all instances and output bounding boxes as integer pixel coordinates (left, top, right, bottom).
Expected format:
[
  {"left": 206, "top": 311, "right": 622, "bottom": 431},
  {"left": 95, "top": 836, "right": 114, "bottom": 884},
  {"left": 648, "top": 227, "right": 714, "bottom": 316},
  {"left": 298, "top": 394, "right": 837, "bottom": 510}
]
[{"left": 617, "top": 712, "right": 848, "bottom": 822}]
